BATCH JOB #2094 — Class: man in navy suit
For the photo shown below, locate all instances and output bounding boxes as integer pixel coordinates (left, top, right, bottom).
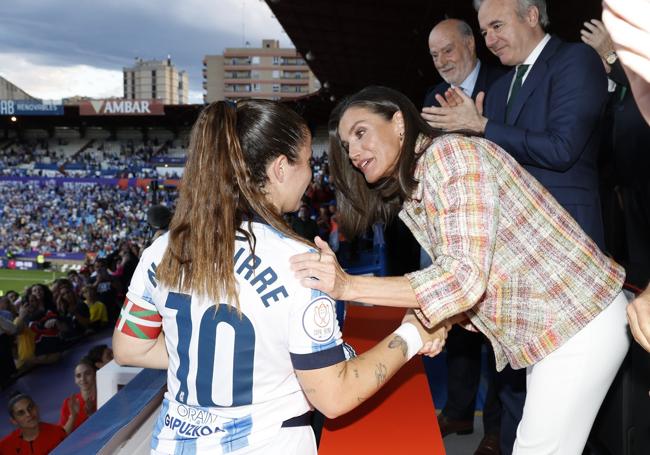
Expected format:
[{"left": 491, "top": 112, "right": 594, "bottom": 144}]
[
  {"left": 422, "top": 1, "right": 609, "bottom": 453},
  {"left": 421, "top": 19, "right": 505, "bottom": 455},
  {"left": 423, "top": 0, "right": 607, "bottom": 250}
]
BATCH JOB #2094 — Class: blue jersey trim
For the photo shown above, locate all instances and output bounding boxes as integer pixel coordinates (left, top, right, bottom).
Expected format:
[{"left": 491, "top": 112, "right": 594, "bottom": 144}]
[
  {"left": 311, "top": 338, "right": 338, "bottom": 352},
  {"left": 151, "top": 398, "right": 170, "bottom": 451},
  {"left": 290, "top": 344, "right": 346, "bottom": 370},
  {"left": 221, "top": 414, "right": 253, "bottom": 453},
  {"left": 174, "top": 438, "right": 197, "bottom": 455}
]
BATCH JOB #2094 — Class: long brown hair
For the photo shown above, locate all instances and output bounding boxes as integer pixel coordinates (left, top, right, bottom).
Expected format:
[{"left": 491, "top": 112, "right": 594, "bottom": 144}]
[
  {"left": 157, "top": 100, "right": 310, "bottom": 309},
  {"left": 328, "top": 86, "right": 437, "bottom": 238}
]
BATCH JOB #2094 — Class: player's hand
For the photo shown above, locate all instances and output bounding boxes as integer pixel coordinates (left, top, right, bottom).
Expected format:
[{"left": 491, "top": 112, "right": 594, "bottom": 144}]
[
  {"left": 447, "top": 312, "right": 480, "bottom": 332},
  {"left": 402, "top": 310, "right": 448, "bottom": 357}
]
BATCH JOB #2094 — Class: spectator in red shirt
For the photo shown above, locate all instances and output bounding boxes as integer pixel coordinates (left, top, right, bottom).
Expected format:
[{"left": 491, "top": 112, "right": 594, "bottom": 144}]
[
  {"left": 0, "top": 392, "right": 66, "bottom": 455},
  {"left": 59, "top": 357, "right": 97, "bottom": 434}
]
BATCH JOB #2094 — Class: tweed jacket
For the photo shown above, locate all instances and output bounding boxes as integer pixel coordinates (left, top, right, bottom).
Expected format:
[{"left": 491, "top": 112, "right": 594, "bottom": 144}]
[{"left": 399, "top": 134, "right": 624, "bottom": 370}]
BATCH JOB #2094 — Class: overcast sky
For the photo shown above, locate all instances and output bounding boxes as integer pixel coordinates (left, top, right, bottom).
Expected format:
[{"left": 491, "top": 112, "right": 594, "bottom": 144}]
[{"left": 0, "top": 0, "right": 293, "bottom": 103}]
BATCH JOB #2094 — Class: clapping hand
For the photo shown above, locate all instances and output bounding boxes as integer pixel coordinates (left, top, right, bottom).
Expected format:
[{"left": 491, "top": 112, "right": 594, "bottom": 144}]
[{"left": 421, "top": 87, "right": 487, "bottom": 134}]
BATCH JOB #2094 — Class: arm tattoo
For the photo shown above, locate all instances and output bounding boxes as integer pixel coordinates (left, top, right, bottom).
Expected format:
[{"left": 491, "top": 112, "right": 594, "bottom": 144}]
[
  {"left": 375, "top": 363, "right": 388, "bottom": 386},
  {"left": 388, "top": 335, "right": 409, "bottom": 358}
]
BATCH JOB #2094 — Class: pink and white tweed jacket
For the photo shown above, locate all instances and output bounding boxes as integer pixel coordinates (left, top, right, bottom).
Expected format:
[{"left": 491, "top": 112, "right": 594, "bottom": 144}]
[{"left": 400, "top": 134, "right": 624, "bottom": 370}]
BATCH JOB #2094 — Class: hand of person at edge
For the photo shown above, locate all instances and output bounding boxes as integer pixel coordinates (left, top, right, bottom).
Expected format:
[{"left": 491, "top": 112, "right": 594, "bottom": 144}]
[{"left": 627, "top": 288, "right": 650, "bottom": 352}]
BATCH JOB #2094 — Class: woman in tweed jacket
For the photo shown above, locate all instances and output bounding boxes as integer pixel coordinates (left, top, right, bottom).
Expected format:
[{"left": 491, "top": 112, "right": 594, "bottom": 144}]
[{"left": 290, "top": 86, "right": 629, "bottom": 454}]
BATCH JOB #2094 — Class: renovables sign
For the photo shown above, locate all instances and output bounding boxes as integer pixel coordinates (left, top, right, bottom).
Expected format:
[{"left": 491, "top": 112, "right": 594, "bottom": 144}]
[
  {"left": 79, "top": 99, "right": 164, "bottom": 115},
  {"left": 0, "top": 99, "right": 64, "bottom": 116}
]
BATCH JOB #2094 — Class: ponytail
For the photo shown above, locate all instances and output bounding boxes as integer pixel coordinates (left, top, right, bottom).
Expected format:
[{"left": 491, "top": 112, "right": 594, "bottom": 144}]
[{"left": 157, "top": 100, "right": 311, "bottom": 310}]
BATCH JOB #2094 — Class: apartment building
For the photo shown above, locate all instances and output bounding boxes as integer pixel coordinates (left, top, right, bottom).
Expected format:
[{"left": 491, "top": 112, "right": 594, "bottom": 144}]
[
  {"left": 123, "top": 57, "right": 189, "bottom": 105},
  {"left": 203, "top": 39, "right": 319, "bottom": 103}
]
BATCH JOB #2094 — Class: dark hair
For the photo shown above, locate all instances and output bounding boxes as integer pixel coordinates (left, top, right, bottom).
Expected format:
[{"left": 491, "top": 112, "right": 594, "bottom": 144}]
[
  {"left": 87, "top": 344, "right": 109, "bottom": 365},
  {"left": 76, "top": 356, "right": 97, "bottom": 371},
  {"left": 25, "top": 284, "right": 54, "bottom": 312},
  {"left": 8, "top": 392, "right": 34, "bottom": 418},
  {"left": 328, "top": 86, "right": 437, "bottom": 238},
  {"left": 53, "top": 278, "right": 74, "bottom": 292},
  {"left": 147, "top": 205, "right": 173, "bottom": 230},
  {"left": 157, "top": 100, "right": 311, "bottom": 309}
]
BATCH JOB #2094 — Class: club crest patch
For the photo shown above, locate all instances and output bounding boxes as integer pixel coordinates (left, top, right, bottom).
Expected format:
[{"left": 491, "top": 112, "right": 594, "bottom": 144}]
[{"left": 302, "top": 296, "right": 336, "bottom": 342}]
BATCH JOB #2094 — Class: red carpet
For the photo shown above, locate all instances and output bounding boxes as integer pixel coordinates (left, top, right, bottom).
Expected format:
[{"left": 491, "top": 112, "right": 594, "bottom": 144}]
[{"left": 318, "top": 305, "right": 446, "bottom": 454}]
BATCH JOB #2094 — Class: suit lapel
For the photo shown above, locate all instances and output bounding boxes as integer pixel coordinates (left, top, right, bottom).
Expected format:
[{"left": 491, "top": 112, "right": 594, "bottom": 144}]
[
  {"left": 488, "top": 70, "right": 512, "bottom": 123},
  {"left": 506, "top": 36, "right": 561, "bottom": 124},
  {"left": 472, "top": 65, "right": 488, "bottom": 98}
]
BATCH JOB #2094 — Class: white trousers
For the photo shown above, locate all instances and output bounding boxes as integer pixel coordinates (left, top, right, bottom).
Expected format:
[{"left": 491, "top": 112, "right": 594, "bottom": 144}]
[{"left": 513, "top": 291, "right": 630, "bottom": 455}]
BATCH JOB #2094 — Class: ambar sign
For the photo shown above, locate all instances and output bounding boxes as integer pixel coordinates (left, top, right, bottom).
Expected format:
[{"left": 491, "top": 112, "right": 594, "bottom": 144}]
[{"left": 79, "top": 99, "right": 164, "bottom": 116}]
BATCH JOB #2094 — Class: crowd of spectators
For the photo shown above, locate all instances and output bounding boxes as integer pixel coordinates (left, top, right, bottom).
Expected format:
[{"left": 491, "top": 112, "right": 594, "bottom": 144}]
[
  {"left": 0, "top": 181, "right": 176, "bottom": 254},
  {"left": 0, "top": 138, "right": 186, "bottom": 179},
  {"left": 0, "top": 243, "right": 135, "bottom": 383}
]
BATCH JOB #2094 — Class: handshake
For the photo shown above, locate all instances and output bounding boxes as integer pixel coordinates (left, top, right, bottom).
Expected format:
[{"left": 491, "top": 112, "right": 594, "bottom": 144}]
[{"left": 401, "top": 310, "right": 479, "bottom": 358}]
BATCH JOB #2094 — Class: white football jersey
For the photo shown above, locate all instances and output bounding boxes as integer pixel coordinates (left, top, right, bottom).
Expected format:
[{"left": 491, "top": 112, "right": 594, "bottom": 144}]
[{"left": 124, "top": 220, "right": 347, "bottom": 454}]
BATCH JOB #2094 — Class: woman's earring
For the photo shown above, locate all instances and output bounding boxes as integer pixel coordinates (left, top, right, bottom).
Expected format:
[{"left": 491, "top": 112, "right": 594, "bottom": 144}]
[{"left": 399, "top": 131, "right": 404, "bottom": 141}]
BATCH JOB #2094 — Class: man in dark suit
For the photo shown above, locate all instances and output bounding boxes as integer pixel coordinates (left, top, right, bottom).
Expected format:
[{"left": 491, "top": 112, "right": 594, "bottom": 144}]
[
  {"left": 421, "top": 1, "right": 609, "bottom": 453},
  {"left": 421, "top": 18, "right": 505, "bottom": 455},
  {"left": 423, "top": 19, "right": 505, "bottom": 108},
  {"left": 424, "top": 0, "right": 607, "bottom": 250}
]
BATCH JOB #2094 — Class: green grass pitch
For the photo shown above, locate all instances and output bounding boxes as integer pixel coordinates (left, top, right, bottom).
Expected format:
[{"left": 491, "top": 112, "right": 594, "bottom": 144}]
[{"left": 0, "top": 269, "right": 66, "bottom": 296}]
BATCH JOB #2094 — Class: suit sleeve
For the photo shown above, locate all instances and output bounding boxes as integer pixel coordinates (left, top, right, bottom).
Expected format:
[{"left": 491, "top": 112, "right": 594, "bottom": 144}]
[
  {"left": 484, "top": 45, "right": 607, "bottom": 172},
  {"left": 423, "top": 83, "right": 448, "bottom": 108},
  {"left": 607, "top": 60, "right": 629, "bottom": 88}
]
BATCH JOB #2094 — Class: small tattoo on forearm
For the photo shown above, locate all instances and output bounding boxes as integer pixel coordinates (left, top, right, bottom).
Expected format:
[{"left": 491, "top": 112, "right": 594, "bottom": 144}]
[
  {"left": 389, "top": 335, "right": 408, "bottom": 358},
  {"left": 375, "top": 363, "right": 388, "bottom": 386}
]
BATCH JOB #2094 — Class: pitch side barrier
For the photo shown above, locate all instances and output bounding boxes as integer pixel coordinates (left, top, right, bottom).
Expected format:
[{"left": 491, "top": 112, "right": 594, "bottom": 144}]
[
  {"left": 51, "top": 367, "right": 166, "bottom": 455},
  {"left": 0, "top": 175, "right": 180, "bottom": 188}
]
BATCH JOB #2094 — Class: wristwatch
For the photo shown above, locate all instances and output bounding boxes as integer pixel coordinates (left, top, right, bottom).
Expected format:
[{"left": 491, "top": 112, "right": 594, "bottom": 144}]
[{"left": 605, "top": 50, "right": 618, "bottom": 65}]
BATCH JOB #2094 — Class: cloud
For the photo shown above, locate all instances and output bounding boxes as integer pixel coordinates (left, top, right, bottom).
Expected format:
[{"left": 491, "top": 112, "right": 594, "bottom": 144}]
[
  {"left": 0, "top": 0, "right": 293, "bottom": 102},
  {"left": 0, "top": 53, "right": 122, "bottom": 100}
]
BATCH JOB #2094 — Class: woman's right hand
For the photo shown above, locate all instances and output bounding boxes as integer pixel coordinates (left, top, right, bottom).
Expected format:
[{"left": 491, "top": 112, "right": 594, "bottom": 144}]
[
  {"left": 290, "top": 236, "right": 352, "bottom": 300},
  {"left": 68, "top": 395, "right": 80, "bottom": 417}
]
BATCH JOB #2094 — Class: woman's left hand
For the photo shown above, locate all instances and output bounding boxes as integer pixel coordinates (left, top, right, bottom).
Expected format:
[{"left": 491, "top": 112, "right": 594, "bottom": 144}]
[{"left": 290, "top": 236, "right": 351, "bottom": 300}]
